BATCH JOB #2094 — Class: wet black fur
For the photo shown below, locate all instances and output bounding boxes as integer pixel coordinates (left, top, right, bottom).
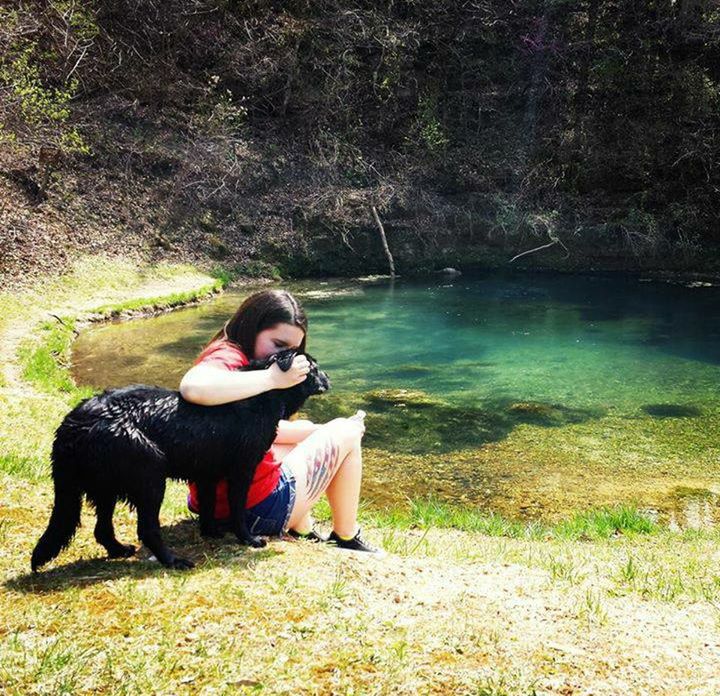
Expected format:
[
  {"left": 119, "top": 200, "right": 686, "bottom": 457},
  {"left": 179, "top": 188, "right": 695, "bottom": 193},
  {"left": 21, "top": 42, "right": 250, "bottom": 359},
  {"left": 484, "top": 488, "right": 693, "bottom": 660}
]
[{"left": 31, "top": 350, "right": 330, "bottom": 571}]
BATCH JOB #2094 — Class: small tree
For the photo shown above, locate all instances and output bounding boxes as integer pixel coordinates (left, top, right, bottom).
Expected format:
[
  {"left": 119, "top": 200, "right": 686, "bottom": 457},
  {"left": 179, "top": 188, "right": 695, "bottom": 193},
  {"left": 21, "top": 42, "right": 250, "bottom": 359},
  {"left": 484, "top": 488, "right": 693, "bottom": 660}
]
[{"left": 0, "top": 4, "right": 91, "bottom": 197}]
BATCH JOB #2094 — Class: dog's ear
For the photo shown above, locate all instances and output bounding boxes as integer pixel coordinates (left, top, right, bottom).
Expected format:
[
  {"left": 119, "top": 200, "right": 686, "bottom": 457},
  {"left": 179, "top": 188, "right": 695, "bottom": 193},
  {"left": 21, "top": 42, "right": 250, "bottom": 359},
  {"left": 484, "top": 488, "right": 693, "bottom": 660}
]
[{"left": 275, "top": 349, "right": 297, "bottom": 372}]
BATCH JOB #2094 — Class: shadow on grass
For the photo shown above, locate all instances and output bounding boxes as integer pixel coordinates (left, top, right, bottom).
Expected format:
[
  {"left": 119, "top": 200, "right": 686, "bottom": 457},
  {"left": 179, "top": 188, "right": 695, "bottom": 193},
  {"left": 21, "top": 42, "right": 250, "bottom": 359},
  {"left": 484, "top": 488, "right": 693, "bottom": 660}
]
[
  {"left": 5, "top": 518, "right": 282, "bottom": 594},
  {"left": 303, "top": 389, "right": 606, "bottom": 454}
]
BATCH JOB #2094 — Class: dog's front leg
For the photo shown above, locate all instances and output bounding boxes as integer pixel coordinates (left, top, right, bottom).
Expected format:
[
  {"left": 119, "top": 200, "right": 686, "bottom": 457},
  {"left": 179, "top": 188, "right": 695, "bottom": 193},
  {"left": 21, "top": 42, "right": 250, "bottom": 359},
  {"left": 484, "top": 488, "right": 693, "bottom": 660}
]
[
  {"left": 227, "top": 472, "right": 266, "bottom": 548},
  {"left": 196, "top": 479, "right": 225, "bottom": 538}
]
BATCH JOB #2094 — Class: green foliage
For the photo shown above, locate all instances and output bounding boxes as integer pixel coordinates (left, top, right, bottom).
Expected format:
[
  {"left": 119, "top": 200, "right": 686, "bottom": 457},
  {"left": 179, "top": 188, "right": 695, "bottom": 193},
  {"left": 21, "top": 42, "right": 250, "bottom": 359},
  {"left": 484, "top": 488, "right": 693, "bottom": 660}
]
[
  {"left": 490, "top": 196, "right": 528, "bottom": 237},
  {"left": 413, "top": 90, "right": 450, "bottom": 154},
  {"left": 1, "top": 45, "right": 71, "bottom": 124},
  {"left": 212, "top": 261, "right": 283, "bottom": 281},
  {"left": 53, "top": 1, "right": 99, "bottom": 42},
  {"left": 210, "top": 88, "right": 248, "bottom": 134},
  {"left": 615, "top": 208, "right": 662, "bottom": 254},
  {"left": 195, "top": 76, "right": 248, "bottom": 136},
  {"left": 0, "top": 36, "right": 88, "bottom": 154}
]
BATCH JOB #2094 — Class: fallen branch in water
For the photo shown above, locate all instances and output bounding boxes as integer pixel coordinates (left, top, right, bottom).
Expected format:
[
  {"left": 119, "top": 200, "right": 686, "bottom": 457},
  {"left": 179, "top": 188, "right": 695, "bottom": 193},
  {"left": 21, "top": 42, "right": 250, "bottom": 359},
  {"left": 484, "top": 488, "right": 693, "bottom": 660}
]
[{"left": 509, "top": 225, "right": 569, "bottom": 264}]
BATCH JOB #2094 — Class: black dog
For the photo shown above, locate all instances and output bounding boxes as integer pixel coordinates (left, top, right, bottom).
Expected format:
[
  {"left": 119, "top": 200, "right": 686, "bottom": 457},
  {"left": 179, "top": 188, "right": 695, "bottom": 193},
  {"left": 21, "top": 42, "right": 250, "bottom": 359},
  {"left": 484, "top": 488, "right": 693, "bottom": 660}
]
[{"left": 31, "top": 350, "right": 330, "bottom": 571}]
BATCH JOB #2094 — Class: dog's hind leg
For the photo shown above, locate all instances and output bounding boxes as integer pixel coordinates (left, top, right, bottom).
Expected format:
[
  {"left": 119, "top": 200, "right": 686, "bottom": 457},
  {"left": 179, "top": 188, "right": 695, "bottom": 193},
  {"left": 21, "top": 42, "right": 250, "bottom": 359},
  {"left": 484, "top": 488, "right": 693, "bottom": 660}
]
[
  {"left": 132, "top": 477, "right": 194, "bottom": 570},
  {"left": 90, "top": 494, "right": 136, "bottom": 559},
  {"left": 196, "top": 479, "right": 225, "bottom": 538}
]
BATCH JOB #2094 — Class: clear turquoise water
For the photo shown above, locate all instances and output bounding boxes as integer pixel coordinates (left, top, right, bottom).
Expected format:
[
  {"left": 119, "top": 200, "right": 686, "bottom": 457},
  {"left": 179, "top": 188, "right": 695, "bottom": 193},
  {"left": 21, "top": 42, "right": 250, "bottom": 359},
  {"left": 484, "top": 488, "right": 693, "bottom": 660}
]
[{"left": 71, "top": 272, "right": 720, "bottom": 524}]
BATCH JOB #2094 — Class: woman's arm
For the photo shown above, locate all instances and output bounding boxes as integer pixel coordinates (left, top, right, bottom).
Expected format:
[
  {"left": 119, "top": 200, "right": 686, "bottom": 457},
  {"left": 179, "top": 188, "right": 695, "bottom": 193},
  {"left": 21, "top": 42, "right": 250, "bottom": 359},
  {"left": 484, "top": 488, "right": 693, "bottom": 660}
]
[
  {"left": 274, "top": 419, "right": 320, "bottom": 444},
  {"left": 180, "top": 355, "right": 310, "bottom": 406},
  {"left": 179, "top": 364, "right": 275, "bottom": 405}
]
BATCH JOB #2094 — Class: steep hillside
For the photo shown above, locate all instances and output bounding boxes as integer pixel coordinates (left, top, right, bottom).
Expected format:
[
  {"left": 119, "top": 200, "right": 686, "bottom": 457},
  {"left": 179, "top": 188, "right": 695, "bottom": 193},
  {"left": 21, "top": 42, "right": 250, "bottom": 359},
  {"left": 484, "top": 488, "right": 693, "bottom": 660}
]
[{"left": 2, "top": 1, "right": 720, "bottom": 287}]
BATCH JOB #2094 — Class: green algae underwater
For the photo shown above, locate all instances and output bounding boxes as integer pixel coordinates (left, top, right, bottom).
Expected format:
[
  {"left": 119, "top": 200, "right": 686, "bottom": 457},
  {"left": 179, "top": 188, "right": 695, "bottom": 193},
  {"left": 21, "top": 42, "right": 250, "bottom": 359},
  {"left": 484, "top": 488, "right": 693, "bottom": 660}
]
[{"left": 70, "top": 271, "right": 720, "bottom": 528}]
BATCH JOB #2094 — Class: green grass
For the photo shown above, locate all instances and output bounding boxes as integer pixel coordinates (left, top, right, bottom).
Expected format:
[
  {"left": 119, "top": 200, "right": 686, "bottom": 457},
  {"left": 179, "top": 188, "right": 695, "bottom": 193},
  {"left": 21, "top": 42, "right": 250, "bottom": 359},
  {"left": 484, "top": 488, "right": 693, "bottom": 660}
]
[
  {"left": 0, "top": 255, "right": 231, "bottom": 483},
  {"left": 90, "top": 280, "right": 225, "bottom": 317},
  {"left": 18, "top": 317, "right": 90, "bottom": 397},
  {"left": 210, "top": 260, "right": 283, "bottom": 283},
  {"left": 345, "top": 495, "right": 659, "bottom": 542}
]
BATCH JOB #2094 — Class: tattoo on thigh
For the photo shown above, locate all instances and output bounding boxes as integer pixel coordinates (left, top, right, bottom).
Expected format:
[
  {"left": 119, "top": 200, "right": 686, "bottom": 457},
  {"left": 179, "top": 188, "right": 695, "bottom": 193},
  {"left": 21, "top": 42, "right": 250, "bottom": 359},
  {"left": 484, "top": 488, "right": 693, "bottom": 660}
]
[{"left": 305, "top": 440, "right": 339, "bottom": 500}]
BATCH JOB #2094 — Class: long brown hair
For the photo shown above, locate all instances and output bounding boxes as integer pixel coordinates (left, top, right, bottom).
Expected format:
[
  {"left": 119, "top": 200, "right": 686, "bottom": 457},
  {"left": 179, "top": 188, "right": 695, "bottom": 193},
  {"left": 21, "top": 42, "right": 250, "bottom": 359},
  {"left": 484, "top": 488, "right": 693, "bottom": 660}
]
[{"left": 205, "top": 289, "right": 307, "bottom": 358}]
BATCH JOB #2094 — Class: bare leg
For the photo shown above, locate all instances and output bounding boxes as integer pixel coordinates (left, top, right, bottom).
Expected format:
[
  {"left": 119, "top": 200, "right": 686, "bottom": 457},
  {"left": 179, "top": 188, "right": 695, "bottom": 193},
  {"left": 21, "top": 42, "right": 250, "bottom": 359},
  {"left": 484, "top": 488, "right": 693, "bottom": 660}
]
[
  {"left": 271, "top": 443, "right": 314, "bottom": 533},
  {"left": 324, "top": 442, "right": 362, "bottom": 538},
  {"left": 326, "top": 410, "right": 365, "bottom": 537},
  {"left": 281, "top": 417, "right": 365, "bottom": 538}
]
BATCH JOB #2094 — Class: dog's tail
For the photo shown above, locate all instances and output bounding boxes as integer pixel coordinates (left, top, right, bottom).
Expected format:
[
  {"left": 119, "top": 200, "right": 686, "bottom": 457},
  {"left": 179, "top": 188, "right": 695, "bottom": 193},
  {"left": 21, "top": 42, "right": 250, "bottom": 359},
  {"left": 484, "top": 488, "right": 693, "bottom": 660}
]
[{"left": 31, "top": 438, "right": 84, "bottom": 572}]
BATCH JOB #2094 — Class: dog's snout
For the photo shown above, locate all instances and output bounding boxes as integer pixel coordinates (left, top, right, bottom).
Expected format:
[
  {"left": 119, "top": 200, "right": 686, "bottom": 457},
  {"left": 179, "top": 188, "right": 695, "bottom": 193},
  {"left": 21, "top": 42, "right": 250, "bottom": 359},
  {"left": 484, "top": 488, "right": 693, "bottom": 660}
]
[{"left": 317, "top": 371, "right": 330, "bottom": 393}]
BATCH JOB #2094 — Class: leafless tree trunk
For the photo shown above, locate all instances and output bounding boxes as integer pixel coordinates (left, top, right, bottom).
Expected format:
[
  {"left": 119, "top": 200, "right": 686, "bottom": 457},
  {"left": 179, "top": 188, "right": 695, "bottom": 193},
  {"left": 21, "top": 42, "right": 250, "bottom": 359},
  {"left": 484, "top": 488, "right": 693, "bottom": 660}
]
[{"left": 371, "top": 205, "right": 395, "bottom": 278}]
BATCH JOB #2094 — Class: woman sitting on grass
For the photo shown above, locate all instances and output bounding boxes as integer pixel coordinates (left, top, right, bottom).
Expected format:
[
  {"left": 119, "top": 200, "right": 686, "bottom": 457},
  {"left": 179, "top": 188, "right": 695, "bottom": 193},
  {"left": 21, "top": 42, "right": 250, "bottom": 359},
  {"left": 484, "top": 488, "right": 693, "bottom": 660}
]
[{"left": 179, "top": 288, "right": 381, "bottom": 553}]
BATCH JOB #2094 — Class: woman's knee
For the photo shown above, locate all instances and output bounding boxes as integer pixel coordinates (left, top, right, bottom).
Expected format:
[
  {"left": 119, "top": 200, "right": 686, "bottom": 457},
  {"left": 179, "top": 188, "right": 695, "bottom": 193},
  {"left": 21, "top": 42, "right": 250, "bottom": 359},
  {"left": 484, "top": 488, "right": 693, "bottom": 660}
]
[{"left": 319, "top": 418, "right": 363, "bottom": 454}]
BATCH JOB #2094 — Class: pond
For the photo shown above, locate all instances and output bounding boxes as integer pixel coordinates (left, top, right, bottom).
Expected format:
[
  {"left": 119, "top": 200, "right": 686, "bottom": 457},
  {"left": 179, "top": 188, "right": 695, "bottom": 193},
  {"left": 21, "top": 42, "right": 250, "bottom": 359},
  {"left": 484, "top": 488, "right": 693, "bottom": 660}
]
[{"left": 71, "top": 271, "right": 720, "bottom": 527}]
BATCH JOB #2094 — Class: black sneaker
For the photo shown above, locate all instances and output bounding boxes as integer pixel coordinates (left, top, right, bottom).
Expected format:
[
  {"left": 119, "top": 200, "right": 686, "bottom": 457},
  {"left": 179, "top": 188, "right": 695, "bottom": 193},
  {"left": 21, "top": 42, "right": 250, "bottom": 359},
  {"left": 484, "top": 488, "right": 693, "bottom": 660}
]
[
  {"left": 287, "top": 528, "right": 328, "bottom": 543},
  {"left": 327, "top": 528, "right": 384, "bottom": 554}
]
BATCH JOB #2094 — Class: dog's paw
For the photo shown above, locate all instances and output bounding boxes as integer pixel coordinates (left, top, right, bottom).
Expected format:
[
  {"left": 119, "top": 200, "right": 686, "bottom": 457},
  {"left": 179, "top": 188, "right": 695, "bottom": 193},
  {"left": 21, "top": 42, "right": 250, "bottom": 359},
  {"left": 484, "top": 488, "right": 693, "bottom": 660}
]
[
  {"left": 168, "top": 556, "right": 195, "bottom": 570},
  {"left": 108, "top": 543, "right": 136, "bottom": 559},
  {"left": 235, "top": 533, "right": 267, "bottom": 548}
]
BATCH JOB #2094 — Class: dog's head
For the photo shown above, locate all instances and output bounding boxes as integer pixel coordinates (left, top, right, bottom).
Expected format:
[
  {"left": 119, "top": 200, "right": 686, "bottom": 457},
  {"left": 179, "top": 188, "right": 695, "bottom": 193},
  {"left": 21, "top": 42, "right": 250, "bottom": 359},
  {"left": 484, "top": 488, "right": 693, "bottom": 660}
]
[{"left": 245, "top": 349, "right": 330, "bottom": 397}]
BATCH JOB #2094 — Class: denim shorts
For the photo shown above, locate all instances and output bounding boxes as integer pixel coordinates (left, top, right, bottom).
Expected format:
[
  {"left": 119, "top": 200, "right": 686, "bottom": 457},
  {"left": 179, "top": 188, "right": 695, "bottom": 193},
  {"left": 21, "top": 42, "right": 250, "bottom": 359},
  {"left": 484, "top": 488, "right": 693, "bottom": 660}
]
[{"left": 244, "top": 464, "right": 297, "bottom": 537}]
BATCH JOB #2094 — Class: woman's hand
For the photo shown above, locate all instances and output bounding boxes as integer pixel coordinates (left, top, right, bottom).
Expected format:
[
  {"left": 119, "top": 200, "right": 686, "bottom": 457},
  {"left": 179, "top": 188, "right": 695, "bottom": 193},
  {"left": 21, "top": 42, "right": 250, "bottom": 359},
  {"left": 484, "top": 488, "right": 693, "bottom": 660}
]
[
  {"left": 274, "top": 418, "right": 320, "bottom": 444},
  {"left": 268, "top": 354, "right": 310, "bottom": 389}
]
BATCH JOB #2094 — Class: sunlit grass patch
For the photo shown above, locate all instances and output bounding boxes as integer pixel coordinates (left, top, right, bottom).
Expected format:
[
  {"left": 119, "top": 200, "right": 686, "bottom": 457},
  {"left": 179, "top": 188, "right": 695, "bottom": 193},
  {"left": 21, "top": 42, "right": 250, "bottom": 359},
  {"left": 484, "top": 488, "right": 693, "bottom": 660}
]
[
  {"left": 0, "top": 393, "right": 69, "bottom": 480},
  {"left": 552, "top": 505, "right": 657, "bottom": 540},
  {"left": 353, "top": 496, "right": 656, "bottom": 544},
  {"left": 0, "top": 453, "right": 48, "bottom": 480},
  {"left": 0, "top": 256, "right": 230, "bottom": 486},
  {"left": 575, "top": 587, "right": 609, "bottom": 627},
  {"left": 90, "top": 281, "right": 224, "bottom": 318},
  {"left": 18, "top": 317, "right": 87, "bottom": 397}
]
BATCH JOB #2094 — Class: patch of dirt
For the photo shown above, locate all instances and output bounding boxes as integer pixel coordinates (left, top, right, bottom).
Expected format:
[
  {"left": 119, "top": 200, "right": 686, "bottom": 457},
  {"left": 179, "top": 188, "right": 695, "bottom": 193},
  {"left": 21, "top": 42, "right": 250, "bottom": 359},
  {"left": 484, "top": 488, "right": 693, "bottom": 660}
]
[{"left": 269, "top": 537, "right": 720, "bottom": 694}]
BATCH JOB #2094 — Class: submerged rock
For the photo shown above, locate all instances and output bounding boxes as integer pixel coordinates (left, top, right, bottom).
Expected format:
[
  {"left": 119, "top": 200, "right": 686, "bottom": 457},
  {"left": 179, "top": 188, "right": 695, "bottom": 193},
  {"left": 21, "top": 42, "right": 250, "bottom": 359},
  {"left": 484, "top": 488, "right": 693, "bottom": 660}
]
[
  {"left": 507, "top": 401, "right": 556, "bottom": 417},
  {"left": 364, "top": 388, "right": 443, "bottom": 408}
]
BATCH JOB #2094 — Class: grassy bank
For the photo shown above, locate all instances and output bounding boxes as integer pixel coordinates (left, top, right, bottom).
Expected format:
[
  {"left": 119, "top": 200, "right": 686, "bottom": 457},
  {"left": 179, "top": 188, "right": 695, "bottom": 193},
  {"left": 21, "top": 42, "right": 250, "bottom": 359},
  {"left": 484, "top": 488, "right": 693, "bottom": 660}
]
[
  {"left": 0, "top": 256, "right": 226, "bottom": 483},
  {"left": 1, "top": 256, "right": 719, "bottom": 695}
]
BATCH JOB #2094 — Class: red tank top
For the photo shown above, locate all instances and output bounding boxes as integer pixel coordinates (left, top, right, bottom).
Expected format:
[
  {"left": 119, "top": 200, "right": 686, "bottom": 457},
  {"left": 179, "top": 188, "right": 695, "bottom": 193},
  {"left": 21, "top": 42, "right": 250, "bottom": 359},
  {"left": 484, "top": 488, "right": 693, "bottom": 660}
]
[{"left": 186, "top": 339, "right": 282, "bottom": 517}]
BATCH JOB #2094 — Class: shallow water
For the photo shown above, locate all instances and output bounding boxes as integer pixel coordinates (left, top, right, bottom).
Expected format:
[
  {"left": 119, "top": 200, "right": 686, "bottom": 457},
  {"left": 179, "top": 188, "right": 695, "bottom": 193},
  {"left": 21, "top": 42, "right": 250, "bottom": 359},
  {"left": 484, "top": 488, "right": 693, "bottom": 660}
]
[{"left": 71, "top": 271, "right": 720, "bottom": 526}]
